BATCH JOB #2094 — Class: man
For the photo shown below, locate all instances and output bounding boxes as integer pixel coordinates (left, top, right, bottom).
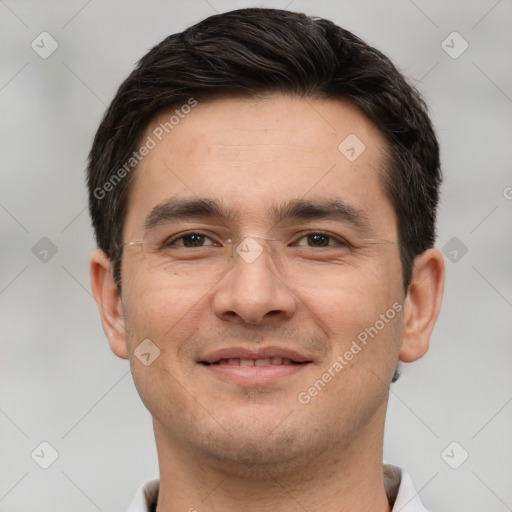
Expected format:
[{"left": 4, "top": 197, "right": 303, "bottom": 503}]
[{"left": 88, "top": 8, "right": 444, "bottom": 511}]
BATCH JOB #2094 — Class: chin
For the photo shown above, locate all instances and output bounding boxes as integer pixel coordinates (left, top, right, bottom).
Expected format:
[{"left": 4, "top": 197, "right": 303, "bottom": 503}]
[
  {"left": 205, "top": 441, "right": 314, "bottom": 480},
  {"left": 196, "top": 415, "right": 326, "bottom": 480}
]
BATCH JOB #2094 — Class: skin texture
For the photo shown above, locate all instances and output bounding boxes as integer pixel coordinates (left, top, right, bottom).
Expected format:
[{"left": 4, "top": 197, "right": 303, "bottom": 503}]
[{"left": 90, "top": 94, "right": 444, "bottom": 512}]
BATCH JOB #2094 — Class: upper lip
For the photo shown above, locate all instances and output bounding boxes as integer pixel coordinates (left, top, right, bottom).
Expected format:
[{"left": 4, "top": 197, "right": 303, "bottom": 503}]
[{"left": 199, "top": 346, "right": 312, "bottom": 364}]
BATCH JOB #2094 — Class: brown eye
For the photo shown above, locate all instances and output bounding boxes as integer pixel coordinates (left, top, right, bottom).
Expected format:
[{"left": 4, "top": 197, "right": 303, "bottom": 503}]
[
  {"left": 182, "top": 234, "right": 207, "bottom": 247},
  {"left": 164, "top": 232, "right": 217, "bottom": 248},
  {"left": 307, "top": 234, "right": 330, "bottom": 247}
]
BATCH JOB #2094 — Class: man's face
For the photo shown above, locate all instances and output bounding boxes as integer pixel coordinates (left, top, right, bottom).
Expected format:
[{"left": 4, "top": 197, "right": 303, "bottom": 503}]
[{"left": 119, "top": 95, "right": 405, "bottom": 470}]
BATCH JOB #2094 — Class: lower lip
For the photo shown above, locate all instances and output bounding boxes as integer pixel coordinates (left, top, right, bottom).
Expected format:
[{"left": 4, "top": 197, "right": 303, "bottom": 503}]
[{"left": 201, "top": 363, "right": 308, "bottom": 385}]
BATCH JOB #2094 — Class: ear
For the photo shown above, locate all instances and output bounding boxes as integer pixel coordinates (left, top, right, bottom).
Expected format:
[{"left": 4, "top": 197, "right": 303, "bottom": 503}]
[
  {"left": 90, "top": 249, "right": 129, "bottom": 359},
  {"left": 399, "top": 248, "right": 445, "bottom": 363}
]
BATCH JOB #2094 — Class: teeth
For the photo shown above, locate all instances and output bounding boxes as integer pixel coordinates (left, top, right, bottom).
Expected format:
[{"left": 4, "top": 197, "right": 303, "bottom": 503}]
[
  {"left": 215, "top": 357, "right": 297, "bottom": 366},
  {"left": 254, "top": 358, "right": 271, "bottom": 366}
]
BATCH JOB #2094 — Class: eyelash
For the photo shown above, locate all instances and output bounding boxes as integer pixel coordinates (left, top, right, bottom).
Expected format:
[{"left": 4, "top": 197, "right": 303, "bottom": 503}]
[{"left": 163, "top": 231, "right": 351, "bottom": 248}]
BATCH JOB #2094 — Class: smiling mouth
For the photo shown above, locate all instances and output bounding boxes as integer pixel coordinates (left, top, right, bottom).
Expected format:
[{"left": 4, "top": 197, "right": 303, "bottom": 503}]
[{"left": 201, "top": 357, "right": 309, "bottom": 367}]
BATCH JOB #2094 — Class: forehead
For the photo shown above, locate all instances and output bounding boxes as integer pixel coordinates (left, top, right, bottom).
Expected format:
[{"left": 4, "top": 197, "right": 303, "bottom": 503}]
[
  {"left": 154, "top": 95, "right": 380, "bottom": 166},
  {"left": 123, "top": 94, "right": 395, "bottom": 238}
]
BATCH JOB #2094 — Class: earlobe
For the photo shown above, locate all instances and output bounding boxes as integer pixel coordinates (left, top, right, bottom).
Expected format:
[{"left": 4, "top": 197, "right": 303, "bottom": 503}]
[
  {"left": 90, "top": 249, "right": 129, "bottom": 359},
  {"left": 399, "top": 248, "right": 445, "bottom": 363}
]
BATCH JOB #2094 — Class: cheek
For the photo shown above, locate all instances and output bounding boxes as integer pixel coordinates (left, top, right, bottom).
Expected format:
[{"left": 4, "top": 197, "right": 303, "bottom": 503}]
[
  {"left": 120, "top": 269, "right": 211, "bottom": 406},
  {"left": 122, "top": 261, "right": 205, "bottom": 335},
  {"left": 301, "top": 256, "right": 403, "bottom": 382},
  {"left": 304, "top": 258, "right": 401, "bottom": 330},
  {"left": 121, "top": 274, "right": 207, "bottom": 424}
]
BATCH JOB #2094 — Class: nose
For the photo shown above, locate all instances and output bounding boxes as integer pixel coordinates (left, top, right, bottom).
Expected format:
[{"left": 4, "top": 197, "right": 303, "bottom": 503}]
[{"left": 212, "top": 238, "right": 297, "bottom": 325}]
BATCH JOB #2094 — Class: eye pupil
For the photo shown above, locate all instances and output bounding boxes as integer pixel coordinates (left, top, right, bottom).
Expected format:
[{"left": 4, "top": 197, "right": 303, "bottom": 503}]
[
  {"left": 183, "top": 234, "right": 204, "bottom": 247},
  {"left": 308, "top": 234, "right": 329, "bottom": 247}
]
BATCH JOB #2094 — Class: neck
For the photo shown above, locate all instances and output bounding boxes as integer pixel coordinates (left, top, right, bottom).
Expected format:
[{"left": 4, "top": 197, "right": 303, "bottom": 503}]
[{"left": 153, "top": 410, "right": 392, "bottom": 512}]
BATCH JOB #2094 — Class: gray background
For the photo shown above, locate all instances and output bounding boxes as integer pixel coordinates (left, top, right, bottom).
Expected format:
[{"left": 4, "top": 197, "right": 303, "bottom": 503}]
[{"left": 1, "top": 0, "right": 511, "bottom": 510}]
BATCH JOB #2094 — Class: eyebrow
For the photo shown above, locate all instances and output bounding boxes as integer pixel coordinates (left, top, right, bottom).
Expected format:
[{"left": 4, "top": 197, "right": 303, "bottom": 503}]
[
  {"left": 143, "top": 197, "right": 373, "bottom": 236},
  {"left": 271, "top": 199, "right": 373, "bottom": 235},
  {"left": 144, "top": 198, "right": 233, "bottom": 233}
]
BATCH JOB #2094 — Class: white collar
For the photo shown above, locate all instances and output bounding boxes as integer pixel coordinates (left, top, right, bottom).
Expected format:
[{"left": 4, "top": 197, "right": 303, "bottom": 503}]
[
  {"left": 384, "top": 465, "right": 429, "bottom": 511},
  {"left": 127, "top": 464, "right": 428, "bottom": 511}
]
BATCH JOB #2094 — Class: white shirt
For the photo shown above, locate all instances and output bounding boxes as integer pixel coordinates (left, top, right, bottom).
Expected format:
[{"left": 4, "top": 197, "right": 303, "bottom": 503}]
[{"left": 126, "top": 464, "right": 428, "bottom": 511}]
